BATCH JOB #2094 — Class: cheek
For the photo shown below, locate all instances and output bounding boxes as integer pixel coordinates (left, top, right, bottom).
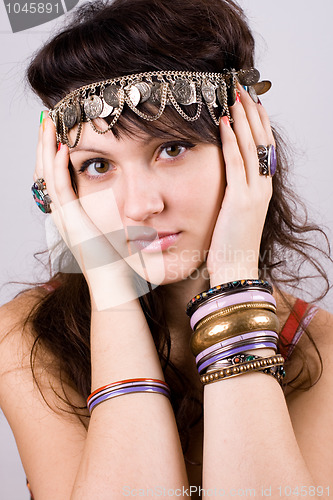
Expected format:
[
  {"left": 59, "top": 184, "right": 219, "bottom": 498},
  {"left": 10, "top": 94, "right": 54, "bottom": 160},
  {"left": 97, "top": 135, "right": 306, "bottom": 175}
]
[{"left": 78, "top": 186, "right": 124, "bottom": 234}]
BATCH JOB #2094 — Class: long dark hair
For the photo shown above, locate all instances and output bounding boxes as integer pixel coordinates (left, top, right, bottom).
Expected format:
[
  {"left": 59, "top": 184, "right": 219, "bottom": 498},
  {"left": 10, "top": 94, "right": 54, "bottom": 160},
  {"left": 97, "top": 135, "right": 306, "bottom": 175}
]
[{"left": 23, "top": 0, "right": 330, "bottom": 454}]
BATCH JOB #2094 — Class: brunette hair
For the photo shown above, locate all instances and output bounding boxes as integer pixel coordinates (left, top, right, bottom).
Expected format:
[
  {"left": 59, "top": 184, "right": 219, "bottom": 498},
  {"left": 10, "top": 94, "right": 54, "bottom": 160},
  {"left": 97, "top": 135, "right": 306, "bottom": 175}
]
[{"left": 24, "top": 0, "right": 330, "bottom": 454}]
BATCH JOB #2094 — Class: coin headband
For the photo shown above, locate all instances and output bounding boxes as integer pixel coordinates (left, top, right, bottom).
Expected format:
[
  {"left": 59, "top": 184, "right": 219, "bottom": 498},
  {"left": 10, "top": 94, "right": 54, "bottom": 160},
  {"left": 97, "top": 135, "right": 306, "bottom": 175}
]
[{"left": 49, "top": 68, "right": 271, "bottom": 148}]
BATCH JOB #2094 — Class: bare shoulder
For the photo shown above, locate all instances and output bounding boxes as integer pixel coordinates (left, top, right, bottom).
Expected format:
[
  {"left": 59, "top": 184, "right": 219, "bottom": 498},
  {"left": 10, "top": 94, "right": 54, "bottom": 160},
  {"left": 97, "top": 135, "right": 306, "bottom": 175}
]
[
  {"left": 285, "top": 300, "right": 333, "bottom": 484},
  {"left": 0, "top": 288, "right": 45, "bottom": 376},
  {"left": 0, "top": 289, "right": 87, "bottom": 497}
]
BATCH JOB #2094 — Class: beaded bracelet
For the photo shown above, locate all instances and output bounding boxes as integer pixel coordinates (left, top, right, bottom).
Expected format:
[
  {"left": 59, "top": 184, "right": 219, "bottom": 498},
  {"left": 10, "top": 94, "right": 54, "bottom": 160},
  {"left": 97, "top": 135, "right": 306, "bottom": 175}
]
[
  {"left": 197, "top": 338, "right": 278, "bottom": 374},
  {"left": 186, "top": 279, "right": 273, "bottom": 317},
  {"left": 190, "top": 290, "right": 276, "bottom": 330},
  {"left": 200, "top": 354, "right": 285, "bottom": 385},
  {"left": 87, "top": 378, "right": 171, "bottom": 414},
  {"left": 205, "top": 352, "right": 262, "bottom": 373}
]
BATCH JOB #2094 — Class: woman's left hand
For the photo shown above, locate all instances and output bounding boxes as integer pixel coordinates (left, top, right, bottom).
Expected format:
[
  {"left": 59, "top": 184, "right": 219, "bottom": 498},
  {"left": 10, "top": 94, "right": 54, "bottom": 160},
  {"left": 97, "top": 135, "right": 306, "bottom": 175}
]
[{"left": 207, "top": 85, "right": 275, "bottom": 286}]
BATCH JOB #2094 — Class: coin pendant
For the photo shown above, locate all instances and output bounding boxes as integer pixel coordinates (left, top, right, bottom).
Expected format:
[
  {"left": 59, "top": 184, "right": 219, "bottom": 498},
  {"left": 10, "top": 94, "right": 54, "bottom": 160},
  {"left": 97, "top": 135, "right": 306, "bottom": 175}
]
[
  {"left": 148, "top": 82, "right": 162, "bottom": 102},
  {"left": 172, "top": 80, "right": 196, "bottom": 105},
  {"left": 252, "top": 80, "right": 272, "bottom": 95},
  {"left": 63, "top": 104, "right": 79, "bottom": 129},
  {"left": 202, "top": 81, "right": 217, "bottom": 105},
  {"left": 237, "top": 68, "right": 260, "bottom": 86},
  {"left": 99, "top": 100, "right": 114, "bottom": 118},
  {"left": 84, "top": 95, "right": 103, "bottom": 120},
  {"left": 134, "top": 82, "right": 151, "bottom": 103},
  {"left": 103, "top": 85, "right": 120, "bottom": 107},
  {"left": 227, "top": 82, "right": 237, "bottom": 107},
  {"left": 217, "top": 85, "right": 227, "bottom": 110},
  {"left": 248, "top": 86, "right": 259, "bottom": 103},
  {"left": 127, "top": 86, "right": 141, "bottom": 106}
]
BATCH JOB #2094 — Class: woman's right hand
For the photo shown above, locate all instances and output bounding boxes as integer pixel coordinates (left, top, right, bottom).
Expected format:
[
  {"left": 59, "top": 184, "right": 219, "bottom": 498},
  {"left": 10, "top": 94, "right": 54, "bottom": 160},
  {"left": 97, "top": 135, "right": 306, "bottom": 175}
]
[{"left": 34, "top": 114, "right": 139, "bottom": 310}]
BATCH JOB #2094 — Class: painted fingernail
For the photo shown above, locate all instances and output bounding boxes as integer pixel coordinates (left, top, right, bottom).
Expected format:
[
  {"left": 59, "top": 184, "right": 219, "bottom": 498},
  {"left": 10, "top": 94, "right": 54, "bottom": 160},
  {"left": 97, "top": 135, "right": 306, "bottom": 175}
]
[
  {"left": 222, "top": 116, "right": 230, "bottom": 127},
  {"left": 236, "top": 92, "right": 241, "bottom": 103},
  {"left": 57, "top": 142, "right": 62, "bottom": 151},
  {"left": 257, "top": 98, "right": 262, "bottom": 105},
  {"left": 40, "top": 111, "right": 44, "bottom": 124}
]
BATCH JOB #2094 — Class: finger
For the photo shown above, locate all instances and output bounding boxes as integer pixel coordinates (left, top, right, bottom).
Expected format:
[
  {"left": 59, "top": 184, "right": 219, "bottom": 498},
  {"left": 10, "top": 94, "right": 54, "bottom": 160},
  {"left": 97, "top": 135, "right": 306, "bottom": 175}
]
[
  {"left": 34, "top": 111, "right": 48, "bottom": 181},
  {"left": 237, "top": 85, "right": 269, "bottom": 147},
  {"left": 219, "top": 115, "right": 247, "bottom": 188},
  {"left": 229, "top": 94, "right": 261, "bottom": 185},
  {"left": 256, "top": 104, "right": 275, "bottom": 146}
]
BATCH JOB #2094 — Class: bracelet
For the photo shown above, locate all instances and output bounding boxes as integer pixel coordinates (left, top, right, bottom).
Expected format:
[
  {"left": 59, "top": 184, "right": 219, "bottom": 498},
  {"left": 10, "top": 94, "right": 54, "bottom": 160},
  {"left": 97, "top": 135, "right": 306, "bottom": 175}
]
[
  {"left": 197, "top": 338, "right": 278, "bottom": 374},
  {"left": 200, "top": 354, "right": 285, "bottom": 385},
  {"left": 190, "top": 290, "right": 276, "bottom": 330},
  {"left": 87, "top": 378, "right": 171, "bottom": 414},
  {"left": 195, "top": 329, "right": 279, "bottom": 364},
  {"left": 190, "top": 309, "right": 280, "bottom": 356},
  {"left": 186, "top": 279, "right": 273, "bottom": 317},
  {"left": 206, "top": 352, "right": 264, "bottom": 373},
  {"left": 194, "top": 301, "right": 276, "bottom": 331}
]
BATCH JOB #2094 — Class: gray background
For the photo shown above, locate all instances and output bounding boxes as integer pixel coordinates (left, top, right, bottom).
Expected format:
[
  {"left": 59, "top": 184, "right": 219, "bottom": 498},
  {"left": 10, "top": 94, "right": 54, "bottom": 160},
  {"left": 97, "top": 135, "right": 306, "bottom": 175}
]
[{"left": 0, "top": 0, "right": 332, "bottom": 497}]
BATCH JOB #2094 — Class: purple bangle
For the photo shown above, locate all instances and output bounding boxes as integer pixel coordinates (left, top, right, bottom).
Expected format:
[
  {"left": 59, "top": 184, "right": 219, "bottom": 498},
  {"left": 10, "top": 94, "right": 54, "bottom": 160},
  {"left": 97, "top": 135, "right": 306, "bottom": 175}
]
[
  {"left": 197, "top": 341, "right": 277, "bottom": 374},
  {"left": 195, "top": 330, "right": 279, "bottom": 364},
  {"left": 88, "top": 385, "right": 170, "bottom": 413},
  {"left": 88, "top": 380, "right": 169, "bottom": 406},
  {"left": 190, "top": 291, "right": 276, "bottom": 330}
]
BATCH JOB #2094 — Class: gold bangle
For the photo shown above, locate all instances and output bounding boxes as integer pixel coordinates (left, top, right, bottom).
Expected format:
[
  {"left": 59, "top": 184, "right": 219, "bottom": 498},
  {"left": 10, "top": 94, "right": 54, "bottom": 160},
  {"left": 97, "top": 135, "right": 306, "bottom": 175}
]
[
  {"left": 190, "top": 309, "right": 280, "bottom": 356},
  {"left": 194, "top": 301, "right": 277, "bottom": 331},
  {"left": 200, "top": 355, "right": 285, "bottom": 385}
]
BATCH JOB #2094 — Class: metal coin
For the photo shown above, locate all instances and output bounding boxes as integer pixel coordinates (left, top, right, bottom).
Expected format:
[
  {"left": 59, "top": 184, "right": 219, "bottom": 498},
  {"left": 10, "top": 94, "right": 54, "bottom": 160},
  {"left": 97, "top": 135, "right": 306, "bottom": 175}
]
[
  {"left": 201, "top": 81, "right": 217, "bottom": 105},
  {"left": 127, "top": 86, "right": 141, "bottom": 106},
  {"left": 248, "top": 86, "right": 259, "bottom": 103},
  {"left": 84, "top": 95, "right": 103, "bottom": 120},
  {"left": 252, "top": 80, "right": 272, "bottom": 95},
  {"left": 227, "top": 82, "right": 237, "bottom": 107},
  {"left": 217, "top": 85, "right": 227, "bottom": 110},
  {"left": 172, "top": 80, "right": 196, "bottom": 105},
  {"left": 99, "top": 100, "right": 114, "bottom": 118},
  {"left": 103, "top": 85, "right": 120, "bottom": 107},
  {"left": 134, "top": 82, "right": 151, "bottom": 103},
  {"left": 237, "top": 68, "right": 260, "bottom": 86},
  {"left": 148, "top": 82, "right": 162, "bottom": 102},
  {"left": 63, "top": 104, "right": 78, "bottom": 129}
]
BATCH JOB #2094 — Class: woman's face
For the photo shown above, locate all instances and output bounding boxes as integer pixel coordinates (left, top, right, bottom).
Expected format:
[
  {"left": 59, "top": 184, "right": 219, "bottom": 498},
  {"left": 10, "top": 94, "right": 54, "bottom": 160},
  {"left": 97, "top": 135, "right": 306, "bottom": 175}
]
[{"left": 69, "top": 121, "right": 226, "bottom": 286}]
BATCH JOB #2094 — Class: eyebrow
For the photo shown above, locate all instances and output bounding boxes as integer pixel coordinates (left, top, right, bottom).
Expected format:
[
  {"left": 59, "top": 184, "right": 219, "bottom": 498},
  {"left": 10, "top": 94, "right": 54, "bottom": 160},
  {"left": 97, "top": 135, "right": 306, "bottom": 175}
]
[{"left": 70, "top": 147, "right": 111, "bottom": 155}]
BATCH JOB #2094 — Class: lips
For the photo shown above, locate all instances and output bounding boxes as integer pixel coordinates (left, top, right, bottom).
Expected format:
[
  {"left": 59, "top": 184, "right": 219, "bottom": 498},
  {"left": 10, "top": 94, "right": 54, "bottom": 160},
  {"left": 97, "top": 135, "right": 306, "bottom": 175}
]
[{"left": 127, "top": 227, "right": 181, "bottom": 253}]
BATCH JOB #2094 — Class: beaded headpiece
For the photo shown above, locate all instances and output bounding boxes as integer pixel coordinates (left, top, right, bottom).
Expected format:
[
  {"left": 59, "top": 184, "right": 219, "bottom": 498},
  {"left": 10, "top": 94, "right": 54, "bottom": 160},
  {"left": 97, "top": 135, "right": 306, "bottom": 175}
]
[{"left": 49, "top": 68, "right": 271, "bottom": 148}]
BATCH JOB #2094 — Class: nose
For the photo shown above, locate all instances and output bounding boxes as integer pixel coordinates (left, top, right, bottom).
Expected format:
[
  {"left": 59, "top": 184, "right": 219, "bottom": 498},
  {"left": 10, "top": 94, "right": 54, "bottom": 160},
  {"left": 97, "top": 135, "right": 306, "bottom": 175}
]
[{"left": 122, "top": 169, "right": 165, "bottom": 222}]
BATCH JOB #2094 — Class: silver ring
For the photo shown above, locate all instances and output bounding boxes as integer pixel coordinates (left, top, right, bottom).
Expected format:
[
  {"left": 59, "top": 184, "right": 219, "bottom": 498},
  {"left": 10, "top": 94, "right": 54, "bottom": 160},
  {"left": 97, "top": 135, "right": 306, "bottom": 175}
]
[{"left": 257, "top": 144, "right": 277, "bottom": 177}]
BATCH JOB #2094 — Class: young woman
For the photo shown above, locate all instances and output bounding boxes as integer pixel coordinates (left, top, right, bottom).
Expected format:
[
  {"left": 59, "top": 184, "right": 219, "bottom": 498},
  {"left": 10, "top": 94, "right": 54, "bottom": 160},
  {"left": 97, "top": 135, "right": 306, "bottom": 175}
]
[{"left": 0, "top": 0, "right": 332, "bottom": 497}]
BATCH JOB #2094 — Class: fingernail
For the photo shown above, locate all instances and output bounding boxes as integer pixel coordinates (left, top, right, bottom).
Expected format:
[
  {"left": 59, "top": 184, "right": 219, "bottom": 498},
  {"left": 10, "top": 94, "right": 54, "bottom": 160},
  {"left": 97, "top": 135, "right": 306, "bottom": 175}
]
[
  {"left": 57, "top": 142, "right": 62, "bottom": 151},
  {"left": 40, "top": 111, "right": 44, "bottom": 124},
  {"left": 236, "top": 92, "right": 241, "bottom": 103},
  {"left": 222, "top": 116, "right": 230, "bottom": 127},
  {"left": 257, "top": 98, "right": 262, "bottom": 105}
]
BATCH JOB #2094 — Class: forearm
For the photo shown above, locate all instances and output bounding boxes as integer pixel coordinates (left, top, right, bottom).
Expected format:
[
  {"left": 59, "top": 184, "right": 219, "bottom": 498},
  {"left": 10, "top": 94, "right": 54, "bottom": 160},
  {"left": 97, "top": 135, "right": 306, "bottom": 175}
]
[
  {"left": 202, "top": 373, "right": 316, "bottom": 497},
  {"left": 72, "top": 296, "right": 188, "bottom": 498}
]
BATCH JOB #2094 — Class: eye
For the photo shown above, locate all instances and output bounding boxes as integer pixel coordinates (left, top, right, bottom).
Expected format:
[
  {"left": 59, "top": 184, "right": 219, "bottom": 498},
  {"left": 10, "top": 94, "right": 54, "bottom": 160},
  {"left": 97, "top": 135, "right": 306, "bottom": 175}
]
[
  {"left": 78, "top": 158, "right": 112, "bottom": 178},
  {"left": 158, "top": 141, "right": 195, "bottom": 160}
]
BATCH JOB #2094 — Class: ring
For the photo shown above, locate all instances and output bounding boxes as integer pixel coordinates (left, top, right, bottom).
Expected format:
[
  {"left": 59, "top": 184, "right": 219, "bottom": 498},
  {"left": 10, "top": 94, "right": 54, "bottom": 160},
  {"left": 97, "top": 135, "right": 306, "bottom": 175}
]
[
  {"left": 257, "top": 144, "right": 277, "bottom": 177},
  {"left": 31, "top": 178, "right": 52, "bottom": 213}
]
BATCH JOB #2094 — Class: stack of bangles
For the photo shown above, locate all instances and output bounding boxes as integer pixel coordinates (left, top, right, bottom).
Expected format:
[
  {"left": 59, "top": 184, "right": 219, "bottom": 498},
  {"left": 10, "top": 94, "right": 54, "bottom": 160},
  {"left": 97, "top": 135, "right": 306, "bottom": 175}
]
[
  {"left": 186, "top": 279, "right": 285, "bottom": 386},
  {"left": 86, "top": 279, "right": 285, "bottom": 413}
]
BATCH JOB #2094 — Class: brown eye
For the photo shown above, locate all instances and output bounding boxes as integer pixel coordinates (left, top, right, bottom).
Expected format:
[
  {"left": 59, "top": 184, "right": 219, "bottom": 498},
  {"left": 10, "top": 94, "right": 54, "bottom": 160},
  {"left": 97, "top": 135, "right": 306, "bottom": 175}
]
[
  {"left": 93, "top": 161, "right": 110, "bottom": 173},
  {"left": 165, "top": 145, "right": 183, "bottom": 157},
  {"left": 160, "top": 143, "right": 187, "bottom": 159}
]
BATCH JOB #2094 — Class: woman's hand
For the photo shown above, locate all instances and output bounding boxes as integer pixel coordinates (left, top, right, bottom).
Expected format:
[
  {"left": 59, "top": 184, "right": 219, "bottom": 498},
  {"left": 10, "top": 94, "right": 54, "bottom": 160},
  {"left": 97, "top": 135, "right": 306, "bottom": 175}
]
[
  {"left": 207, "top": 85, "right": 275, "bottom": 286},
  {"left": 34, "top": 116, "right": 139, "bottom": 309}
]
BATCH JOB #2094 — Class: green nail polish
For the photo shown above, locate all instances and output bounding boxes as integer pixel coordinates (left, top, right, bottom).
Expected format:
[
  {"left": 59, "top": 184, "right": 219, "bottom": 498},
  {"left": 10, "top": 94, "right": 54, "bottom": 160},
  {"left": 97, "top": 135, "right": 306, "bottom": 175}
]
[{"left": 40, "top": 111, "right": 44, "bottom": 124}]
